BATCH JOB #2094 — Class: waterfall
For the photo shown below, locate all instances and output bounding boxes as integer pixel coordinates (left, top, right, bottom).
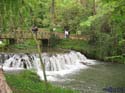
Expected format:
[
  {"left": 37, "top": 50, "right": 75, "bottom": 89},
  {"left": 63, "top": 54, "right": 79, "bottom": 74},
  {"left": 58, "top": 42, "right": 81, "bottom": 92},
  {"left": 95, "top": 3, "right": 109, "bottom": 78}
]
[{"left": 0, "top": 51, "right": 95, "bottom": 81}]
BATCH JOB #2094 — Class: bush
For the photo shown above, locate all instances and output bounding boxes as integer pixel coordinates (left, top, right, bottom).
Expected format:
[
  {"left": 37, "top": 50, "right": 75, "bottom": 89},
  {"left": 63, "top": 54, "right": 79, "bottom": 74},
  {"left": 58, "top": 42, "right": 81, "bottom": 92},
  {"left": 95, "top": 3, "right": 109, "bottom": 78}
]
[
  {"left": 49, "top": 34, "right": 60, "bottom": 48},
  {"left": 105, "top": 55, "right": 125, "bottom": 64}
]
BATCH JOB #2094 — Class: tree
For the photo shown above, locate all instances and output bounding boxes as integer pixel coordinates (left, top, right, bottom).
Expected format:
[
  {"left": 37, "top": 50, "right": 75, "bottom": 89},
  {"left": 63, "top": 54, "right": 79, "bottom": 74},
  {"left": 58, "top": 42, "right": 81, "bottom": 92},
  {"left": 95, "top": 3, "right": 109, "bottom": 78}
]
[
  {"left": 92, "top": 0, "right": 96, "bottom": 15},
  {"left": 0, "top": 0, "right": 48, "bottom": 89},
  {"left": 51, "top": 0, "right": 55, "bottom": 26}
]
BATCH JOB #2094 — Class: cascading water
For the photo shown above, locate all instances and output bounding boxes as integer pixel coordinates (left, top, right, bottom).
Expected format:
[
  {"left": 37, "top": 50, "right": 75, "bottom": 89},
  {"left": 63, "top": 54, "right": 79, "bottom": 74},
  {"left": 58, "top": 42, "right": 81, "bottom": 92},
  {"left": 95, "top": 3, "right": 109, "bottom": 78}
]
[{"left": 0, "top": 51, "right": 95, "bottom": 81}]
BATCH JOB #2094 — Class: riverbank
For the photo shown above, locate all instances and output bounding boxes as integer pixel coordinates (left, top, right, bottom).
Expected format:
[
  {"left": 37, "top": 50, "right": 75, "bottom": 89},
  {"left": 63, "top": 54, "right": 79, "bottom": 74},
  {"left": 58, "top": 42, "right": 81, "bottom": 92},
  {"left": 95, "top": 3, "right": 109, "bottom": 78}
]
[
  {"left": 5, "top": 70, "right": 78, "bottom": 93},
  {"left": 57, "top": 39, "right": 125, "bottom": 64}
]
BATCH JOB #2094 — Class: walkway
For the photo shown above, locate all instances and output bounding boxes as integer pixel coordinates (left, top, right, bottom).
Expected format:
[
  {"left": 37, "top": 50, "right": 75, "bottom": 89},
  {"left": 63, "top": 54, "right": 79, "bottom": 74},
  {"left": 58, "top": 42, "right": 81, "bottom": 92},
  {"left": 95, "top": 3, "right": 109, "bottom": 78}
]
[{"left": 0, "top": 29, "right": 88, "bottom": 40}]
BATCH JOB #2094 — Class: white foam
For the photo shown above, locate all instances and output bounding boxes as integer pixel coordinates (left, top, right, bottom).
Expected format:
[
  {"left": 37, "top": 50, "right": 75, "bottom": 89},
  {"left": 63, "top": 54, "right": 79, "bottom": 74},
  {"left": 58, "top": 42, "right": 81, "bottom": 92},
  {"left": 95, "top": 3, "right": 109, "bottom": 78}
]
[
  {"left": 3, "top": 67, "right": 24, "bottom": 71},
  {"left": 1, "top": 51, "right": 96, "bottom": 81}
]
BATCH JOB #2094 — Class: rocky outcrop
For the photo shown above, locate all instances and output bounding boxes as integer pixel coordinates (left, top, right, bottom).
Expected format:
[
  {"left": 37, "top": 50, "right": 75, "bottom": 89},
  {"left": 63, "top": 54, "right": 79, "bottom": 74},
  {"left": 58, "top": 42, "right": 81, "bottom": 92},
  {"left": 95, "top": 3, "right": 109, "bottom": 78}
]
[{"left": 0, "top": 67, "right": 12, "bottom": 93}]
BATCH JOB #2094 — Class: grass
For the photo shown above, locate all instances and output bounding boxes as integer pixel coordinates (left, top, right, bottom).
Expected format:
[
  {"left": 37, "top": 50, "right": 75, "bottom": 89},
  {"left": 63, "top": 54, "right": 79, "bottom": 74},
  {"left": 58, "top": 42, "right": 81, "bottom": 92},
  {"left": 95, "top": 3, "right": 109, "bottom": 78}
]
[
  {"left": 57, "top": 39, "right": 89, "bottom": 51},
  {"left": 11, "top": 39, "right": 36, "bottom": 49},
  {"left": 5, "top": 71, "right": 79, "bottom": 93},
  {"left": 1, "top": 39, "right": 38, "bottom": 53}
]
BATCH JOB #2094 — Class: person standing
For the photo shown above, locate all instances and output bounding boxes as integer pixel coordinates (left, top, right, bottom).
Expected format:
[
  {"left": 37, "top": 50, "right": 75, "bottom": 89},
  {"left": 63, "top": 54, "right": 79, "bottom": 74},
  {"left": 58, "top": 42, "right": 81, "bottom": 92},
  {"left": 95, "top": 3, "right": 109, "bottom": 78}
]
[
  {"left": 64, "top": 26, "right": 69, "bottom": 38},
  {"left": 32, "top": 25, "right": 38, "bottom": 36},
  {"left": 64, "top": 29, "right": 68, "bottom": 38}
]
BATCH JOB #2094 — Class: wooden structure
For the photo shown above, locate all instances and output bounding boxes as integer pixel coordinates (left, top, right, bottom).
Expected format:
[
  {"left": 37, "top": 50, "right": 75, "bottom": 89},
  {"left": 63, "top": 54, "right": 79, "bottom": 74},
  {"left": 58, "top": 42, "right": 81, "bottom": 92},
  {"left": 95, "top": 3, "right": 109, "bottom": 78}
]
[
  {"left": 0, "top": 30, "right": 50, "bottom": 40},
  {"left": 0, "top": 31, "right": 86, "bottom": 39},
  {"left": 0, "top": 29, "right": 88, "bottom": 45}
]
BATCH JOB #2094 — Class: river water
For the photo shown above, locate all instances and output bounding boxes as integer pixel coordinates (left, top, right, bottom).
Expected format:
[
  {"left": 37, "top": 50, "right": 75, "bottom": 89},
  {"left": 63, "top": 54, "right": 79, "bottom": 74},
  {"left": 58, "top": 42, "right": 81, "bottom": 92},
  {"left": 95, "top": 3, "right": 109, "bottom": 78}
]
[
  {"left": 52, "top": 62, "right": 125, "bottom": 93},
  {"left": 0, "top": 52, "right": 125, "bottom": 93}
]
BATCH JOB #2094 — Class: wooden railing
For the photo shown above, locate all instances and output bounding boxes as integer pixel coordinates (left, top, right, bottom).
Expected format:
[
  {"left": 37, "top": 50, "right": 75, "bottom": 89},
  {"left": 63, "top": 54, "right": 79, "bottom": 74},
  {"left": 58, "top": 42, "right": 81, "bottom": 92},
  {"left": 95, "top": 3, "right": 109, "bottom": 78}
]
[
  {"left": 0, "top": 30, "right": 88, "bottom": 40},
  {"left": 0, "top": 31, "right": 51, "bottom": 39}
]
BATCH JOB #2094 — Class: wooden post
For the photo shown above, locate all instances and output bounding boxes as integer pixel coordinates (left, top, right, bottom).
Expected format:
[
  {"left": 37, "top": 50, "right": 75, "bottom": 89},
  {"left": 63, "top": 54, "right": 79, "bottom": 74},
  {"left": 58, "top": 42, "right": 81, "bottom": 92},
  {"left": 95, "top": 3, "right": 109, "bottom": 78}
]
[{"left": 93, "top": 0, "right": 96, "bottom": 15}]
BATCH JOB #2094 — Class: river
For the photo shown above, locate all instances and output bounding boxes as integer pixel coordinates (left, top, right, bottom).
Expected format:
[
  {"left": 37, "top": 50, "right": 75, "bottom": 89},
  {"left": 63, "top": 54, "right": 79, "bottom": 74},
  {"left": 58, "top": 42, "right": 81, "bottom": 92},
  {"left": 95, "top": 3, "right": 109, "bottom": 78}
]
[
  {"left": 1, "top": 51, "right": 125, "bottom": 93},
  {"left": 52, "top": 62, "right": 125, "bottom": 93}
]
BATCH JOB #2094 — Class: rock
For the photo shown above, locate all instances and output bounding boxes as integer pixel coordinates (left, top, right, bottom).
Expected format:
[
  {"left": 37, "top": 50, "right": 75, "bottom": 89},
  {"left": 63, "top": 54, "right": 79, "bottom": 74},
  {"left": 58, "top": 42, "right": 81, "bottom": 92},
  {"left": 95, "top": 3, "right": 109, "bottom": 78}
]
[
  {"left": 80, "top": 62, "right": 88, "bottom": 65},
  {"left": 0, "top": 68, "right": 12, "bottom": 93}
]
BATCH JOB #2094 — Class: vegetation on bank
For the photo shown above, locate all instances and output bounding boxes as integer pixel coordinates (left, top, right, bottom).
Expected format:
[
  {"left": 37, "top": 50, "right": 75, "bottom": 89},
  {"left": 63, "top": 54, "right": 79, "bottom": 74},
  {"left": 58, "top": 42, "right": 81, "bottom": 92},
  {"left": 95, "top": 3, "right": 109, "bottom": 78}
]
[
  {"left": 57, "top": 39, "right": 125, "bottom": 64},
  {"left": 5, "top": 71, "right": 78, "bottom": 93}
]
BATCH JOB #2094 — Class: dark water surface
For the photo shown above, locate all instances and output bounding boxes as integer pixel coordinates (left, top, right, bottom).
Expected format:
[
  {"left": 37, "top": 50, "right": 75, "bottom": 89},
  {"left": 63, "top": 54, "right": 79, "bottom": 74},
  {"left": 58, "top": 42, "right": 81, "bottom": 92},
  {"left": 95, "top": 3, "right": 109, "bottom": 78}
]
[{"left": 52, "top": 62, "right": 125, "bottom": 93}]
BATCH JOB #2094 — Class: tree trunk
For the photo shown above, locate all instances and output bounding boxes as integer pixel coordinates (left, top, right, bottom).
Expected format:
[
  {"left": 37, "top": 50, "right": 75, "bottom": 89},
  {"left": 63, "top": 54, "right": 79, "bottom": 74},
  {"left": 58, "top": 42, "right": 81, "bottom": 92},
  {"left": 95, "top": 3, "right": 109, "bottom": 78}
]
[
  {"left": 32, "top": 32, "right": 48, "bottom": 89},
  {"left": 51, "top": 0, "right": 55, "bottom": 26},
  {"left": 93, "top": 0, "right": 96, "bottom": 15},
  {"left": 80, "top": 0, "right": 87, "bottom": 7}
]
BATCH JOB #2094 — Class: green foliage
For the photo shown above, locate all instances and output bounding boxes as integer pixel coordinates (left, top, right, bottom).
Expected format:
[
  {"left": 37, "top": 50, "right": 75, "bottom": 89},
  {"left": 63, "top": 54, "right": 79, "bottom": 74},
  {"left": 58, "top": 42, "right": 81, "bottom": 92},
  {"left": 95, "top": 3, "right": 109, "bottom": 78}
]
[
  {"left": 57, "top": 39, "right": 89, "bottom": 54},
  {"left": 57, "top": 38, "right": 125, "bottom": 63},
  {"left": 49, "top": 34, "right": 60, "bottom": 48},
  {"left": 105, "top": 55, "right": 125, "bottom": 64},
  {"left": 56, "top": 2, "right": 87, "bottom": 34},
  {"left": 5, "top": 71, "right": 78, "bottom": 93},
  {"left": 0, "top": 0, "right": 51, "bottom": 32},
  {"left": 12, "top": 40, "right": 36, "bottom": 49},
  {"left": 79, "top": 0, "right": 125, "bottom": 62},
  {"left": 0, "top": 43, "right": 6, "bottom": 48}
]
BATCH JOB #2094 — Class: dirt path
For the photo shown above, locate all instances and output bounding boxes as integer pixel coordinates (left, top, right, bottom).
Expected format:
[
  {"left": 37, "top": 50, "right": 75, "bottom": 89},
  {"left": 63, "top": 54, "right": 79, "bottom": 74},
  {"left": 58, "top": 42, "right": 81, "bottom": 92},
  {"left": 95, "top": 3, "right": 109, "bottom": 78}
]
[{"left": 0, "top": 67, "right": 12, "bottom": 93}]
